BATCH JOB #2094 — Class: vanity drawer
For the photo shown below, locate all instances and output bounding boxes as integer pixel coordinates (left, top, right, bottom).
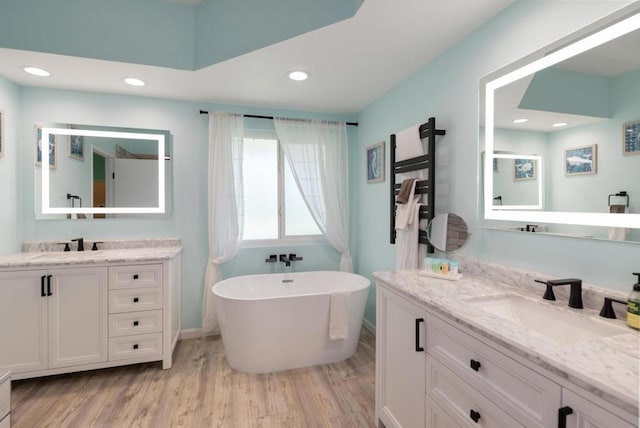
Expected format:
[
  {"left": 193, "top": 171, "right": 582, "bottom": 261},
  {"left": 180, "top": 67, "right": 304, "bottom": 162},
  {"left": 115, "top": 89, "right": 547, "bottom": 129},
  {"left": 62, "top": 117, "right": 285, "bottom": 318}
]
[
  {"left": 109, "top": 264, "right": 162, "bottom": 289},
  {"left": 109, "top": 310, "right": 163, "bottom": 337},
  {"left": 426, "top": 395, "right": 463, "bottom": 428},
  {"left": 109, "top": 288, "right": 163, "bottom": 313},
  {"left": 427, "top": 358, "right": 524, "bottom": 428},
  {"left": 0, "top": 375, "right": 9, "bottom": 424},
  {"left": 427, "top": 315, "right": 560, "bottom": 428},
  {"left": 109, "top": 333, "right": 162, "bottom": 361}
]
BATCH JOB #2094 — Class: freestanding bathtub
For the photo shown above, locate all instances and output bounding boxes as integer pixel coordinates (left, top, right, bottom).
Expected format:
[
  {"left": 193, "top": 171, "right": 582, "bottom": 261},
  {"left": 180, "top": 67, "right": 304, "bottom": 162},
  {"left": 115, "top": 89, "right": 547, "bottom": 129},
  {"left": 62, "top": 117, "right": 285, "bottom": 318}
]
[{"left": 212, "top": 271, "right": 370, "bottom": 373}]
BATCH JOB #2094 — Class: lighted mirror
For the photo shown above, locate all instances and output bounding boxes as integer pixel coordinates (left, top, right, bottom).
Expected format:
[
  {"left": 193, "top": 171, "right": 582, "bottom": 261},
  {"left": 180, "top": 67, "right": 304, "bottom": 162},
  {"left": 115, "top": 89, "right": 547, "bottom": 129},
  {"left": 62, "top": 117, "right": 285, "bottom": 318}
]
[
  {"left": 482, "top": 4, "right": 640, "bottom": 238},
  {"left": 426, "top": 213, "right": 470, "bottom": 253},
  {"left": 35, "top": 124, "right": 171, "bottom": 218}
]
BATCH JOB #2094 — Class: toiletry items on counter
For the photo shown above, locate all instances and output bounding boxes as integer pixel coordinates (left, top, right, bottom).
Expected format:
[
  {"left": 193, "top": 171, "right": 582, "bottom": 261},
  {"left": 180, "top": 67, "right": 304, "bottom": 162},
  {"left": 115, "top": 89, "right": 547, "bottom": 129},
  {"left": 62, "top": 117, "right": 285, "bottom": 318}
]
[{"left": 419, "top": 257, "right": 462, "bottom": 281}]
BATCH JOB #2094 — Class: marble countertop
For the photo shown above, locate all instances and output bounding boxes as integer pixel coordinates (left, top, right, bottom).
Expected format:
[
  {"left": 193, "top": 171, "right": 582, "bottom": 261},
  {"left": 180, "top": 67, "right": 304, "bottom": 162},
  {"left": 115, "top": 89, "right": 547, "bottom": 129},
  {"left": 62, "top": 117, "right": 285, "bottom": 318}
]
[
  {"left": 373, "top": 269, "right": 640, "bottom": 416},
  {"left": 0, "top": 247, "right": 182, "bottom": 268},
  {"left": 0, "top": 370, "right": 9, "bottom": 384}
]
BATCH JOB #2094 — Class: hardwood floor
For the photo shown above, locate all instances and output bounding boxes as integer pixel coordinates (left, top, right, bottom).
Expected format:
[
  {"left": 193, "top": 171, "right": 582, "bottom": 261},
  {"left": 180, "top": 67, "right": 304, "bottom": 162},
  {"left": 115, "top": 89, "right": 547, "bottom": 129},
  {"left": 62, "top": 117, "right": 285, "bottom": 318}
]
[{"left": 11, "top": 329, "right": 376, "bottom": 427}]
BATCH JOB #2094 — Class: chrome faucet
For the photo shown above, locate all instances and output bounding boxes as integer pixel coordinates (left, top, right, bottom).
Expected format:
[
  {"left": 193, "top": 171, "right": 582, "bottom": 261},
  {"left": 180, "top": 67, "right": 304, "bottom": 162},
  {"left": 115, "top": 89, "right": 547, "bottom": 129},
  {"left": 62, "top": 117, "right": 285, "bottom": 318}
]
[{"left": 535, "top": 278, "right": 583, "bottom": 309}]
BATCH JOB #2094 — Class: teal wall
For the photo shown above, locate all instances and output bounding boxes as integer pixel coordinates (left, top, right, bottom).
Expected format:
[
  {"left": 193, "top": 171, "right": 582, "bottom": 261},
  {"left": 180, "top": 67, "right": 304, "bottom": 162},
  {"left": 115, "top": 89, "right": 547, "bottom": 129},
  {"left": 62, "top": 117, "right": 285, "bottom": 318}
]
[
  {"left": 354, "top": 0, "right": 634, "bottom": 325},
  {"left": 0, "top": 77, "right": 21, "bottom": 254}
]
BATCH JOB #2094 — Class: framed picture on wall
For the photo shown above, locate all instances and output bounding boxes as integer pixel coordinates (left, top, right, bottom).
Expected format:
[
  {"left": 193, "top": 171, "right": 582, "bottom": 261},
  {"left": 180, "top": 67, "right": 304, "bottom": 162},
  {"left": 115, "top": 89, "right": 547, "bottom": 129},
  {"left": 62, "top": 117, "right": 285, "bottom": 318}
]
[
  {"left": 564, "top": 144, "right": 596, "bottom": 176},
  {"left": 623, "top": 120, "right": 640, "bottom": 155},
  {"left": 366, "top": 141, "right": 385, "bottom": 184},
  {"left": 69, "top": 135, "right": 85, "bottom": 160},
  {"left": 513, "top": 158, "right": 536, "bottom": 181},
  {"left": 35, "top": 126, "right": 57, "bottom": 169},
  {"left": 0, "top": 109, "right": 4, "bottom": 157}
]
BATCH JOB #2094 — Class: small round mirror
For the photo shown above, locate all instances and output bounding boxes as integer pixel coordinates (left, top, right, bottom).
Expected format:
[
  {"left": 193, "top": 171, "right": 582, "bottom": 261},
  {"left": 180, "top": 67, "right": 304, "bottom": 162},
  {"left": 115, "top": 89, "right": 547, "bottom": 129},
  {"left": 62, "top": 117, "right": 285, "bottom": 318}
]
[{"left": 425, "top": 213, "right": 470, "bottom": 253}]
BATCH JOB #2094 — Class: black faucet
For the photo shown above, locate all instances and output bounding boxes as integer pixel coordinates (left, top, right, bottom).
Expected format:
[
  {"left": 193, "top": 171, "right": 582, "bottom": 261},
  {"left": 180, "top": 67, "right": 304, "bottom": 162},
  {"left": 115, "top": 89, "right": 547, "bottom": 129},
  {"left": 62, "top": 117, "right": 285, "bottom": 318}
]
[
  {"left": 265, "top": 254, "right": 277, "bottom": 263},
  {"left": 535, "top": 278, "right": 583, "bottom": 309},
  {"left": 71, "top": 238, "right": 84, "bottom": 252},
  {"left": 288, "top": 253, "right": 303, "bottom": 262},
  {"left": 599, "top": 297, "right": 627, "bottom": 319},
  {"left": 279, "top": 254, "right": 291, "bottom": 267}
]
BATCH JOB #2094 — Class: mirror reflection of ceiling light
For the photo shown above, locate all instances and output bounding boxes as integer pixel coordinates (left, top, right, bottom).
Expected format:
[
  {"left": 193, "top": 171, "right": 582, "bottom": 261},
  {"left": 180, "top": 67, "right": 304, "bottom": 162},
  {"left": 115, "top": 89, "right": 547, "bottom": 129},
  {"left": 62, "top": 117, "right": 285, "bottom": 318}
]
[
  {"left": 552, "top": 122, "right": 568, "bottom": 127},
  {"left": 124, "top": 77, "right": 146, "bottom": 87},
  {"left": 513, "top": 118, "right": 528, "bottom": 124},
  {"left": 288, "top": 71, "right": 309, "bottom": 81},
  {"left": 23, "top": 66, "right": 50, "bottom": 77}
]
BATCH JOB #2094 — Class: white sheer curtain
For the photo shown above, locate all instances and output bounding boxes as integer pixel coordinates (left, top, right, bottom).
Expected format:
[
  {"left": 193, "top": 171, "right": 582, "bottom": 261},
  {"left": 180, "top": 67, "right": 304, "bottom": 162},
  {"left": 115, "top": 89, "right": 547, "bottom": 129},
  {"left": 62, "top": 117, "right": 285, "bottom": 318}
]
[
  {"left": 274, "top": 118, "right": 352, "bottom": 272},
  {"left": 202, "top": 112, "right": 244, "bottom": 335}
]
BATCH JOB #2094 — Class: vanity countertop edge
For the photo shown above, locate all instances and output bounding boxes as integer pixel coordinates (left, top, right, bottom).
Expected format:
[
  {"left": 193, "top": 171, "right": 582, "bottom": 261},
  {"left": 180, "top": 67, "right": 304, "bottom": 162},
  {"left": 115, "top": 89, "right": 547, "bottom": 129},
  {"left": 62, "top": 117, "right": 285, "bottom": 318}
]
[{"left": 373, "top": 269, "right": 640, "bottom": 417}]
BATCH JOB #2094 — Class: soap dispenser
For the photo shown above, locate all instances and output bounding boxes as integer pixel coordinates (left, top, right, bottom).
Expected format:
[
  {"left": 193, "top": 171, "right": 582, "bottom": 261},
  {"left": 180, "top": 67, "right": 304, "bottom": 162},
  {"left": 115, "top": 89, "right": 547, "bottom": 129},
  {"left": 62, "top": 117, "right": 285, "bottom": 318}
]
[{"left": 627, "top": 272, "right": 640, "bottom": 330}]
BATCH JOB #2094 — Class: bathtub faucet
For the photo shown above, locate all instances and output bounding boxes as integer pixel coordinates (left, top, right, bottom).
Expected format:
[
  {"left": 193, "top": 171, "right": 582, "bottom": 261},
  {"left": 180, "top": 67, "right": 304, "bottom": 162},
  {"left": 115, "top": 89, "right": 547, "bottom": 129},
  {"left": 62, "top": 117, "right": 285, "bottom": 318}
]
[{"left": 278, "top": 253, "right": 303, "bottom": 268}]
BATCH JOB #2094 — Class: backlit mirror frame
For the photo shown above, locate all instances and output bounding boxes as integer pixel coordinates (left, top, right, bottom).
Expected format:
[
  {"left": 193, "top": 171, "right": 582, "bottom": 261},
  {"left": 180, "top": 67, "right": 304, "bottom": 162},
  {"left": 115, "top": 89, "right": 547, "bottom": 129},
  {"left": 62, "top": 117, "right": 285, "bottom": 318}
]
[
  {"left": 483, "top": 5, "right": 640, "bottom": 229},
  {"left": 41, "top": 127, "right": 166, "bottom": 215}
]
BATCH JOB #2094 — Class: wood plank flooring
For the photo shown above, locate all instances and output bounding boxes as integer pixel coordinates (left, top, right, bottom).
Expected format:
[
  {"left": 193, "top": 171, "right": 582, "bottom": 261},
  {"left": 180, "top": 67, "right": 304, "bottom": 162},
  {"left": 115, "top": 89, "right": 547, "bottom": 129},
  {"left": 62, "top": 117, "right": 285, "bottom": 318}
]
[{"left": 10, "top": 329, "right": 376, "bottom": 428}]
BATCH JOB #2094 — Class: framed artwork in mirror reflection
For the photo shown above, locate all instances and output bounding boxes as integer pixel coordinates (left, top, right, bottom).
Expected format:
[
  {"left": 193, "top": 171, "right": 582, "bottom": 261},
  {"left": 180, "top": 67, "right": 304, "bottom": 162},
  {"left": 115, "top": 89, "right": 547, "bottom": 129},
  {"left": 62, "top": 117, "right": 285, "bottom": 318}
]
[
  {"left": 69, "top": 135, "right": 84, "bottom": 160},
  {"left": 513, "top": 158, "right": 536, "bottom": 181},
  {"left": 564, "top": 144, "right": 596, "bottom": 176},
  {"left": 366, "top": 141, "right": 385, "bottom": 184},
  {"left": 623, "top": 120, "right": 640, "bottom": 155},
  {"left": 35, "top": 126, "right": 57, "bottom": 169}
]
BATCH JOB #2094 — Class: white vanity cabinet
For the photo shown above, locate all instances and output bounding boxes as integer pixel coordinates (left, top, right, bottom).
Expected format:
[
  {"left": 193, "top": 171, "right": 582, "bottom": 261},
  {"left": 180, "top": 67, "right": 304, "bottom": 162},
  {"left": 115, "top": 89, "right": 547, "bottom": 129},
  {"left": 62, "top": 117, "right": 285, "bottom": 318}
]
[
  {"left": 0, "top": 267, "right": 108, "bottom": 374},
  {"left": 375, "top": 280, "right": 638, "bottom": 428},
  {"left": 0, "top": 254, "right": 181, "bottom": 380},
  {"left": 376, "top": 285, "right": 428, "bottom": 428}
]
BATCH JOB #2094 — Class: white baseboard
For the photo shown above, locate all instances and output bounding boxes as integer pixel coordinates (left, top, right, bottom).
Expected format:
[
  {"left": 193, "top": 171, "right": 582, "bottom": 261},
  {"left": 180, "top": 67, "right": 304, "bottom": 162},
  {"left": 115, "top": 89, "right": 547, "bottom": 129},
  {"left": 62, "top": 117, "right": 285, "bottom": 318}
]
[
  {"left": 179, "top": 328, "right": 203, "bottom": 340},
  {"left": 362, "top": 318, "right": 376, "bottom": 335}
]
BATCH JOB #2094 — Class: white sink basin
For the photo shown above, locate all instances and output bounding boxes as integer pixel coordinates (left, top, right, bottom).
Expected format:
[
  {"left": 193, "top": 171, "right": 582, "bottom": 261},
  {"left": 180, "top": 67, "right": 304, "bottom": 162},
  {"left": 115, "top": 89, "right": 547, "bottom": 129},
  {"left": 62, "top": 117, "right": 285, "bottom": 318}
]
[{"left": 468, "top": 294, "right": 627, "bottom": 345}]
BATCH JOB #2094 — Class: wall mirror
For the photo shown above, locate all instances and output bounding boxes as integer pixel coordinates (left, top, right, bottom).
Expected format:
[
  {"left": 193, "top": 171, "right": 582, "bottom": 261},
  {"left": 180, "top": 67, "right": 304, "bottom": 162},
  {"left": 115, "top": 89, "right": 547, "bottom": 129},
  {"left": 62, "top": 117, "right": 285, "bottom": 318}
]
[
  {"left": 35, "top": 124, "right": 171, "bottom": 219},
  {"left": 481, "top": 4, "right": 640, "bottom": 242},
  {"left": 426, "top": 213, "right": 470, "bottom": 253}
]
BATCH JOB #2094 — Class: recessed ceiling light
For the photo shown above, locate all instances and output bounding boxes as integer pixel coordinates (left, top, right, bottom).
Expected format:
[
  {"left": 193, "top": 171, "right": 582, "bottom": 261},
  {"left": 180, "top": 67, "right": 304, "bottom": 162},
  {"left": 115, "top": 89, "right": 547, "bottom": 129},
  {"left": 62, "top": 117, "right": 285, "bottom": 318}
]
[
  {"left": 552, "top": 122, "right": 568, "bottom": 127},
  {"left": 124, "top": 77, "right": 145, "bottom": 87},
  {"left": 513, "top": 118, "right": 528, "bottom": 124},
  {"left": 288, "top": 71, "right": 309, "bottom": 81},
  {"left": 23, "top": 66, "right": 50, "bottom": 77}
]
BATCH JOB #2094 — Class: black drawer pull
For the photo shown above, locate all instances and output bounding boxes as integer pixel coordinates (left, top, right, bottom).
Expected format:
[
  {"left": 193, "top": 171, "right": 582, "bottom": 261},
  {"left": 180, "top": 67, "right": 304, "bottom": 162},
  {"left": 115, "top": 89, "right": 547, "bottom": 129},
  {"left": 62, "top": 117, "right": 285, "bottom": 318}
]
[
  {"left": 41, "top": 275, "right": 46, "bottom": 297},
  {"left": 133, "top": 344, "right": 139, "bottom": 350},
  {"left": 558, "top": 406, "right": 573, "bottom": 428},
  {"left": 470, "top": 359, "right": 481, "bottom": 372},
  {"left": 470, "top": 409, "right": 481, "bottom": 423},
  {"left": 415, "top": 318, "right": 425, "bottom": 352},
  {"left": 133, "top": 274, "right": 139, "bottom": 280},
  {"left": 47, "top": 275, "right": 53, "bottom": 296},
  {"left": 133, "top": 321, "right": 139, "bottom": 326},
  {"left": 133, "top": 297, "right": 139, "bottom": 303}
]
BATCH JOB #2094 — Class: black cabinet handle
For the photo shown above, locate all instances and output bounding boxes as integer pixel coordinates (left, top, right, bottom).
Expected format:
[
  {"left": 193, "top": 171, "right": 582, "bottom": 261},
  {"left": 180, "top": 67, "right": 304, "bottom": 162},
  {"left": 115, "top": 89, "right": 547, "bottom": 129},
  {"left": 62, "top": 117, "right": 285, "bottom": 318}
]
[
  {"left": 558, "top": 406, "right": 573, "bottom": 428},
  {"left": 133, "top": 321, "right": 139, "bottom": 326},
  {"left": 470, "top": 409, "right": 481, "bottom": 423},
  {"left": 415, "top": 318, "right": 425, "bottom": 352},
  {"left": 133, "top": 274, "right": 139, "bottom": 280},
  {"left": 41, "top": 275, "right": 46, "bottom": 297},
  {"left": 470, "top": 359, "right": 482, "bottom": 372},
  {"left": 47, "top": 275, "right": 53, "bottom": 296},
  {"left": 133, "top": 344, "right": 139, "bottom": 350},
  {"left": 133, "top": 297, "right": 139, "bottom": 303}
]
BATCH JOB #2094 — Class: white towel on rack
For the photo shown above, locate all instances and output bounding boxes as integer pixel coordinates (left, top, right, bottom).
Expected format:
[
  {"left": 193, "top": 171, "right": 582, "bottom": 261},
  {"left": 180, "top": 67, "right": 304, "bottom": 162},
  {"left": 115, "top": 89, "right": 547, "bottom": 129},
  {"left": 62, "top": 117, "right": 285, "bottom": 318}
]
[
  {"left": 608, "top": 205, "right": 629, "bottom": 240},
  {"left": 395, "top": 124, "right": 424, "bottom": 161},
  {"left": 396, "top": 203, "right": 423, "bottom": 269},
  {"left": 329, "top": 291, "right": 350, "bottom": 340}
]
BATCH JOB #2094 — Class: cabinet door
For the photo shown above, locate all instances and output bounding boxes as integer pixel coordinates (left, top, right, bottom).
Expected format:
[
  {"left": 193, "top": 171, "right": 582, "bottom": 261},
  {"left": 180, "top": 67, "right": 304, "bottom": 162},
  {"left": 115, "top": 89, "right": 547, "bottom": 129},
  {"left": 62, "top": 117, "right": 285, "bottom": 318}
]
[
  {"left": 48, "top": 267, "right": 108, "bottom": 368},
  {"left": 0, "top": 270, "right": 48, "bottom": 373},
  {"left": 376, "top": 286, "right": 427, "bottom": 428},
  {"left": 561, "top": 389, "right": 635, "bottom": 428}
]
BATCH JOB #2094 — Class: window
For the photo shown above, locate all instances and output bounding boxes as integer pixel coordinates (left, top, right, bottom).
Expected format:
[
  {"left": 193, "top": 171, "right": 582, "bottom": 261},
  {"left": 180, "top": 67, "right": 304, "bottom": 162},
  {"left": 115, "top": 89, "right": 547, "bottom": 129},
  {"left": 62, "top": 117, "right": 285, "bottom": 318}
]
[{"left": 242, "top": 136, "right": 321, "bottom": 242}]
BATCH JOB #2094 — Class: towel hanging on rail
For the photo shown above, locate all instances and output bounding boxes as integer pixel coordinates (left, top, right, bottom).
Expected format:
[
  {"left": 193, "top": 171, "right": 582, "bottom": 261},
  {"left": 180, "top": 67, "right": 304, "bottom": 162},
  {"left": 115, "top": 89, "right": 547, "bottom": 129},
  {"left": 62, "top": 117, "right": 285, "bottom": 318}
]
[
  {"left": 397, "top": 178, "right": 417, "bottom": 204},
  {"left": 395, "top": 124, "right": 424, "bottom": 161}
]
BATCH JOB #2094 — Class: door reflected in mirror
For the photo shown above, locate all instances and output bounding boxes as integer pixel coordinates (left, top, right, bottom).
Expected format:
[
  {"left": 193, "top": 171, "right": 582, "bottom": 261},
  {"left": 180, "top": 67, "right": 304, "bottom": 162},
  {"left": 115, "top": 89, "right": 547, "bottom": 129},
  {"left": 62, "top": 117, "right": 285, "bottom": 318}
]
[
  {"left": 35, "top": 124, "right": 171, "bottom": 219},
  {"left": 426, "top": 213, "right": 470, "bottom": 253}
]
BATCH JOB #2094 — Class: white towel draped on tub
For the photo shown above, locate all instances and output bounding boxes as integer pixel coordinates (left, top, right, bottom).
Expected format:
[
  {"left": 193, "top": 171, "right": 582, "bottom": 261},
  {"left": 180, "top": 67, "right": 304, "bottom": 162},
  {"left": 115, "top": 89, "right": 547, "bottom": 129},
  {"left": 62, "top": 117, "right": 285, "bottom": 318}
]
[{"left": 329, "top": 291, "right": 350, "bottom": 340}]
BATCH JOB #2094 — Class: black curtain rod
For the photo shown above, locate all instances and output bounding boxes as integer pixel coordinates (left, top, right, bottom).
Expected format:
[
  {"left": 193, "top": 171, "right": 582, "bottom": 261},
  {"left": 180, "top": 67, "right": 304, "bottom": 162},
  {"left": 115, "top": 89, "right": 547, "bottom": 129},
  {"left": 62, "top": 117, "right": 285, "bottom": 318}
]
[{"left": 199, "top": 110, "right": 358, "bottom": 127}]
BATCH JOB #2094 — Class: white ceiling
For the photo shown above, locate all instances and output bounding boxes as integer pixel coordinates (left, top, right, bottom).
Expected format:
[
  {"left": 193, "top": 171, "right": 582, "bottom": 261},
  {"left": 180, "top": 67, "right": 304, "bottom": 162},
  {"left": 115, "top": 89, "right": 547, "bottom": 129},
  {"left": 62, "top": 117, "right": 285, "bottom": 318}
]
[{"left": 0, "top": 0, "right": 514, "bottom": 114}]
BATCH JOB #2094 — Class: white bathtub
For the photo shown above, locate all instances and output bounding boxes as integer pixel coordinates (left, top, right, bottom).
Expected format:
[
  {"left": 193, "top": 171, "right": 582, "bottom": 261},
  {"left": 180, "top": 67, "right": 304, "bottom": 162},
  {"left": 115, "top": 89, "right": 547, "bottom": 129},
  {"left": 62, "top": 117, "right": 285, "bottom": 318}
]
[{"left": 212, "top": 271, "right": 370, "bottom": 374}]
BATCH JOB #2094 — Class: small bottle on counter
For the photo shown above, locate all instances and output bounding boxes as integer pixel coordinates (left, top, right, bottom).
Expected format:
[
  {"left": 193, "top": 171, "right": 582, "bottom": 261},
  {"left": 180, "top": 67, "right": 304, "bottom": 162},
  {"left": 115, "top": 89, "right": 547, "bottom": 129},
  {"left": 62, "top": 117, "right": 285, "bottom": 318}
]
[
  {"left": 441, "top": 260, "right": 449, "bottom": 275},
  {"left": 449, "top": 260, "right": 459, "bottom": 275},
  {"left": 627, "top": 273, "right": 640, "bottom": 330}
]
